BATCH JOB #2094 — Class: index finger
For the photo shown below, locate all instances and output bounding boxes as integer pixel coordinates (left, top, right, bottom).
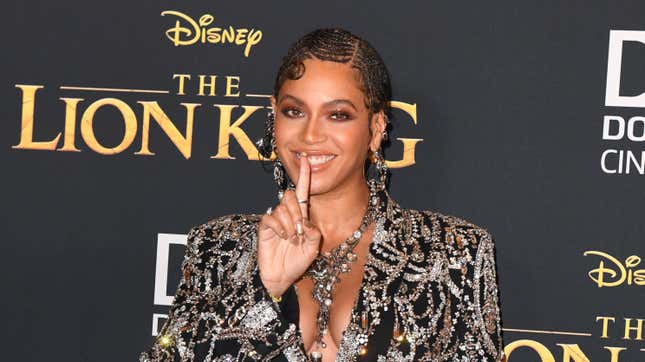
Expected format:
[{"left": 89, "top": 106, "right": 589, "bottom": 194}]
[{"left": 295, "top": 154, "right": 310, "bottom": 219}]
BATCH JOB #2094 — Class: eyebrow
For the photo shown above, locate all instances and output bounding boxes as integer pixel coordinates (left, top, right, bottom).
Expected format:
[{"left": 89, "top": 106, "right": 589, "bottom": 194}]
[{"left": 278, "top": 94, "right": 358, "bottom": 111}]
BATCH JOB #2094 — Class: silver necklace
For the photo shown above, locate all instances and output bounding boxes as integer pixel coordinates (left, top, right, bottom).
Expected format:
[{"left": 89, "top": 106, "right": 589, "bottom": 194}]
[{"left": 302, "top": 189, "right": 380, "bottom": 350}]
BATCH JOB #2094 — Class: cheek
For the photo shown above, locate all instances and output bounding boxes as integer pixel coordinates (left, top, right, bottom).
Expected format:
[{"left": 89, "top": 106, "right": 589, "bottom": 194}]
[
  {"left": 273, "top": 120, "right": 295, "bottom": 149},
  {"left": 335, "top": 125, "right": 370, "bottom": 160}
]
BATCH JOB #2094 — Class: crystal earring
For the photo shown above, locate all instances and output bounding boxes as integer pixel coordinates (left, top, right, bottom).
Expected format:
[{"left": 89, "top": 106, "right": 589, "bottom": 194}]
[
  {"left": 255, "top": 108, "right": 294, "bottom": 197},
  {"left": 382, "top": 114, "right": 390, "bottom": 142},
  {"left": 255, "top": 108, "right": 276, "bottom": 159},
  {"left": 370, "top": 148, "right": 389, "bottom": 191}
]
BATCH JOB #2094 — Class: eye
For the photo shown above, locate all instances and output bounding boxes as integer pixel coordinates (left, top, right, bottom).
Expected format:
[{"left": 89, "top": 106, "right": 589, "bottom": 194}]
[
  {"left": 330, "top": 111, "right": 352, "bottom": 121},
  {"left": 281, "top": 108, "right": 304, "bottom": 118}
]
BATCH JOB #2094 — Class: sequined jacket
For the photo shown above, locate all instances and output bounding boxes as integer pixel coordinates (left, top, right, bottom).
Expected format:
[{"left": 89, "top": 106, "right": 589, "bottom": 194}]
[{"left": 140, "top": 188, "right": 504, "bottom": 361}]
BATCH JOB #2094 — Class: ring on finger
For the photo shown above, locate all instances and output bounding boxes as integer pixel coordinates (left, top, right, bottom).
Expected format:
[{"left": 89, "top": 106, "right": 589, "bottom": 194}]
[
  {"left": 297, "top": 199, "right": 308, "bottom": 204},
  {"left": 266, "top": 206, "right": 273, "bottom": 215}
]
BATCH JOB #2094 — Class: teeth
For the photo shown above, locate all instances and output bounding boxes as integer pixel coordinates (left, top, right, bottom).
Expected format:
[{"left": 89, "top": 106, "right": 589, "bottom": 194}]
[
  {"left": 297, "top": 152, "right": 335, "bottom": 166},
  {"left": 307, "top": 155, "right": 335, "bottom": 165}
]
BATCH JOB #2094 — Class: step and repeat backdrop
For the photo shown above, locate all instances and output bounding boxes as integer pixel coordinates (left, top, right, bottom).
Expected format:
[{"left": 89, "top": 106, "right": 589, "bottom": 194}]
[{"left": 3, "top": 1, "right": 644, "bottom": 361}]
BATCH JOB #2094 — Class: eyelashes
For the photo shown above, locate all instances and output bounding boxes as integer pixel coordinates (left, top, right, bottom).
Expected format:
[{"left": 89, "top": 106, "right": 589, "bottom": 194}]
[
  {"left": 330, "top": 112, "right": 352, "bottom": 121},
  {"left": 281, "top": 108, "right": 303, "bottom": 118},
  {"left": 280, "top": 107, "right": 353, "bottom": 121}
]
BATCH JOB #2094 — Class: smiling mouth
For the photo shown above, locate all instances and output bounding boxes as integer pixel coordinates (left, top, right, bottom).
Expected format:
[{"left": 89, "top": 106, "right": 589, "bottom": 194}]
[{"left": 295, "top": 152, "right": 337, "bottom": 166}]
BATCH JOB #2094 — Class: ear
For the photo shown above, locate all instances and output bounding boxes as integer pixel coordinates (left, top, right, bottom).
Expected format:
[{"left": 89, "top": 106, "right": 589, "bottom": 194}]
[
  {"left": 269, "top": 95, "right": 277, "bottom": 113},
  {"left": 368, "top": 111, "right": 386, "bottom": 152}
]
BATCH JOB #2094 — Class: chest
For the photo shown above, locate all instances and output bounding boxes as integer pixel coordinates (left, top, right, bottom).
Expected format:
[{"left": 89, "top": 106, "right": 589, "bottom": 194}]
[{"left": 295, "top": 225, "right": 374, "bottom": 358}]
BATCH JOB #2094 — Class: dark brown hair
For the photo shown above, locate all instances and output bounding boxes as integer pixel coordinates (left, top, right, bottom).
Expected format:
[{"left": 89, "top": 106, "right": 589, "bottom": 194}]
[{"left": 272, "top": 27, "right": 392, "bottom": 119}]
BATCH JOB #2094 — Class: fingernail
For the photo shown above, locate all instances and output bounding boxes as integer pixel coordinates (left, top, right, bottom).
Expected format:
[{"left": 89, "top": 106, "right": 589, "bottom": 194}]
[{"left": 296, "top": 222, "right": 303, "bottom": 235}]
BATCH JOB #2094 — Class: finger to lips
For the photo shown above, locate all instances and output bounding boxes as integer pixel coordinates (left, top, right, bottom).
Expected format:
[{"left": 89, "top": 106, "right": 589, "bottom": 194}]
[{"left": 296, "top": 153, "right": 311, "bottom": 220}]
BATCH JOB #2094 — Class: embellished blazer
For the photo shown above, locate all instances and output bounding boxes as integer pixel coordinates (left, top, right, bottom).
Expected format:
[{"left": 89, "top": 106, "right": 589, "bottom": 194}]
[{"left": 140, "top": 188, "right": 504, "bottom": 361}]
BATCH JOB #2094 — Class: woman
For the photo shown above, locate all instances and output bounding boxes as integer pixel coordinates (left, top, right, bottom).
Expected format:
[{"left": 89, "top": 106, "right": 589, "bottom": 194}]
[{"left": 141, "top": 28, "right": 504, "bottom": 362}]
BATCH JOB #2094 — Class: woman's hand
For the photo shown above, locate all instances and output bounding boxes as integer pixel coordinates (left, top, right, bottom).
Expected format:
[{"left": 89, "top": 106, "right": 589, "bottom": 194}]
[{"left": 257, "top": 155, "right": 322, "bottom": 297}]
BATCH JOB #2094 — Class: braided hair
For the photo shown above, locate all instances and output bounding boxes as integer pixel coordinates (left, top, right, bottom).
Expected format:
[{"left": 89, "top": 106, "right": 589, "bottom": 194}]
[
  {"left": 257, "top": 28, "right": 392, "bottom": 191},
  {"left": 273, "top": 27, "right": 392, "bottom": 119}
]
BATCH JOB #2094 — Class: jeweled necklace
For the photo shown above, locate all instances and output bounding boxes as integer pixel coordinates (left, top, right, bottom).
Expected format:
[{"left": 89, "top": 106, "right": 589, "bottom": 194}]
[{"left": 302, "top": 188, "right": 380, "bottom": 350}]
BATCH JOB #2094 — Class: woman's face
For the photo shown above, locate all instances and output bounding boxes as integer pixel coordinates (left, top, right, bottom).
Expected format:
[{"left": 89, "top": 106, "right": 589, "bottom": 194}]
[{"left": 270, "top": 58, "right": 385, "bottom": 196}]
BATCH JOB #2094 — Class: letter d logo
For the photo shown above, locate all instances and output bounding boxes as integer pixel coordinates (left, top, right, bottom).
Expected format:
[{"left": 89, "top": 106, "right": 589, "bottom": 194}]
[{"left": 605, "top": 30, "right": 645, "bottom": 108}]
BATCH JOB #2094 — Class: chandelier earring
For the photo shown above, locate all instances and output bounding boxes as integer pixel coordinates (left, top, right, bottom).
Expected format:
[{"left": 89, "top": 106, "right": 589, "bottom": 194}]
[
  {"left": 254, "top": 108, "right": 294, "bottom": 198},
  {"left": 255, "top": 108, "right": 276, "bottom": 159},
  {"left": 369, "top": 147, "right": 389, "bottom": 192}
]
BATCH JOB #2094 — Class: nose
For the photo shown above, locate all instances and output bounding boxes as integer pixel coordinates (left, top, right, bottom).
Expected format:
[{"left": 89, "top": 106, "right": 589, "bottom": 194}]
[{"left": 300, "top": 115, "right": 326, "bottom": 144}]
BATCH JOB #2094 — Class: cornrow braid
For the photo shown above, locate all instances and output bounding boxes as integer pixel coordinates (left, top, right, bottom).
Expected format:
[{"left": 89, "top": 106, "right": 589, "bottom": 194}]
[{"left": 273, "top": 28, "right": 392, "bottom": 118}]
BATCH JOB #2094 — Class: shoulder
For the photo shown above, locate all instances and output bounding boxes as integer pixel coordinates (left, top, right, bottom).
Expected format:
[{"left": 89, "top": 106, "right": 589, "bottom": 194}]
[
  {"left": 397, "top": 207, "right": 497, "bottom": 272},
  {"left": 402, "top": 207, "right": 494, "bottom": 249},
  {"left": 189, "top": 213, "right": 261, "bottom": 240},
  {"left": 183, "top": 213, "right": 262, "bottom": 261},
  {"left": 402, "top": 210, "right": 503, "bottom": 357},
  {"left": 178, "top": 213, "right": 263, "bottom": 290}
]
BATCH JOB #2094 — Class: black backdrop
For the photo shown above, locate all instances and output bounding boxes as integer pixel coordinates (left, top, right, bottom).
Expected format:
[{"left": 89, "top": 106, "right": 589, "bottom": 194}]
[{"left": 3, "top": 1, "right": 645, "bottom": 361}]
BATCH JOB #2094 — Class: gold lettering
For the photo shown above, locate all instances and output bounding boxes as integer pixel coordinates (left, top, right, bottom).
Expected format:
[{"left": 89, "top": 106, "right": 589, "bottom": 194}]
[
  {"left": 161, "top": 11, "right": 200, "bottom": 46},
  {"left": 173, "top": 74, "right": 191, "bottom": 95},
  {"left": 604, "top": 346, "right": 626, "bottom": 362},
  {"left": 385, "top": 101, "right": 422, "bottom": 168},
  {"left": 504, "top": 339, "right": 555, "bottom": 362},
  {"left": 80, "top": 98, "right": 137, "bottom": 155},
  {"left": 211, "top": 104, "right": 267, "bottom": 160},
  {"left": 596, "top": 316, "right": 616, "bottom": 338},
  {"left": 623, "top": 318, "right": 644, "bottom": 340},
  {"left": 625, "top": 255, "right": 642, "bottom": 285},
  {"left": 557, "top": 344, "right": 590, "bottom": 362},
  {"left": 135, "top": 102, "right": 200, "bottom": 159},
  {"left": 386, "top": 138, "right": 424, "bottom": 168},
  {"left": 221, "top": 26, "right": 235, "bottom": 43},
  {"left": 198, "top": 75, "right": 217, "bottom": 96},
  {"left": 584, "top": 251, "right": 626, "bottom": 287},
  {"left": 58, "top": 97, "right": 84, "bottom": 152},
  {"left": 199, "top": 15, "right": 214, "bottom": 44},
  {"left": 245, "top": 29, "right": 262, "bottom": 57},
  {"left": 584, "top": 251, "right": 645, "bottom": 287},
  {"left": 206, "top": 27, "right": 222, "bottom": 43},
  {"left": 12, "top": 85, "right": 61, "bottom": 151},
  {"left": 235, "top": 29, "right": 248, "bottom": 45},
  {"left": 390, "top": 101, "right": 418, "bottom": 124},
  {"left": 13, "top": 83, "right": 424, "bottom": 164},
  {"left": 225, "top": 76, "right": 240, "bottom": 97},
  {"left": 632, "top": 269, "right": 645, "bottom": 285},
  {"left": 161, "top": 10, "right": 262, "bottom": 57}
]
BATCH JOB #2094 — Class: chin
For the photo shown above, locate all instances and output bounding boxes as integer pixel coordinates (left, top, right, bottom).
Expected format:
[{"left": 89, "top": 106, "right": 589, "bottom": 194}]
[
  {"left": 305, "top": 179, "right": 331, "bottom": 196},
  {"left": 309, "top": 173, "right": 356, "bottom": 196}
]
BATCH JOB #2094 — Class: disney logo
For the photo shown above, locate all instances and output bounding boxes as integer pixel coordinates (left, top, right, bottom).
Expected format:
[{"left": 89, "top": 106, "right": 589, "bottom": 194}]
[
  {"left": 161, "top": 10, "right": 262, "bottom": 57},
  {"left": 584, "top": 251, "right": 645, "bottom": 288}
]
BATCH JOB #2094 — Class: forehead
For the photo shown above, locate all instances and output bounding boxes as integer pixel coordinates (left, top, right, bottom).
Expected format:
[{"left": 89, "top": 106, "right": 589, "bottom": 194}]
[{"left": 278, "top": 58, "right": 366, "bottom": 109}]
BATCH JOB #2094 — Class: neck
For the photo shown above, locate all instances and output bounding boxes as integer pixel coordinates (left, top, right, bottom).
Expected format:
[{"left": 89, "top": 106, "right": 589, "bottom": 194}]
[{"left": 307, "top": 175, "right": 371, "bottom": 248}]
